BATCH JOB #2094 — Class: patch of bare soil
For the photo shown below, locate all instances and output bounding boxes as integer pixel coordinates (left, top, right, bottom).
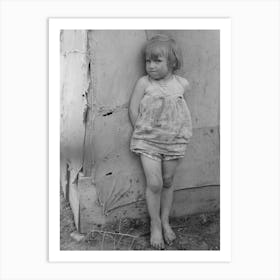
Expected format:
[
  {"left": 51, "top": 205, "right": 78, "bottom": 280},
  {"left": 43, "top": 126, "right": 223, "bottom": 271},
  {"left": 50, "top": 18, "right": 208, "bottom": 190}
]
[{"left": 60, "top": 189, "right": 220, "bottom": 251}]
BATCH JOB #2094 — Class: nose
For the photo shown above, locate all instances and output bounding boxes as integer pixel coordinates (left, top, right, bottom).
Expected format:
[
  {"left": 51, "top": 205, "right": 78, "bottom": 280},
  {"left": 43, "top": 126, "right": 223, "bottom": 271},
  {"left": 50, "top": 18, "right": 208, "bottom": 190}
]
[{"left": 148, "top": 61, "right": 156, "bottom": 69}]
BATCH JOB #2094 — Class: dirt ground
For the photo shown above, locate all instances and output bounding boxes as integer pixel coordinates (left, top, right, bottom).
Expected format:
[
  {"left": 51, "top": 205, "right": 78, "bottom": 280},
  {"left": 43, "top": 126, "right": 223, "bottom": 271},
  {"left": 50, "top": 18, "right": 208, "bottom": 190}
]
[{"left": 60, "top": 189, "right": 220, "bottom": 251}]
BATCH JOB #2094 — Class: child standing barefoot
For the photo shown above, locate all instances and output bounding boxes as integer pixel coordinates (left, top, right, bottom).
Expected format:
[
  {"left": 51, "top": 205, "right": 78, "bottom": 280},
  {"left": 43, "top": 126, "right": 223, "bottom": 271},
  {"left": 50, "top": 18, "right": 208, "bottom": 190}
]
[{"left": 129, "top": 34, "right": 192, "bottom": 249}]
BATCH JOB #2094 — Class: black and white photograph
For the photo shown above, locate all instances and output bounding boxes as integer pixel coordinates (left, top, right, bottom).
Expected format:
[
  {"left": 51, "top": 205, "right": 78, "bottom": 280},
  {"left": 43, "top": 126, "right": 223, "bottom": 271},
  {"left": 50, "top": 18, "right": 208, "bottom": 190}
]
[
  {"left": 52, "top": 19, "right": 230, "bottom": 258},
  {"left": 1, "top": 0, "right": 280, "bottom": 279}
]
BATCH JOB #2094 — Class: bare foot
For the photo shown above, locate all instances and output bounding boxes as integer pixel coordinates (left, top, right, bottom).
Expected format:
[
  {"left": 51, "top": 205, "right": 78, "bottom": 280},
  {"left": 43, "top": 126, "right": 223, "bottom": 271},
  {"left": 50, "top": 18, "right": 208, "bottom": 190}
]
[
  {"left": 150, "top": 221, "right": 165, "bottom": 250},
  {"left": 162, "top": 223, "right": 176, "bottom": 245}
]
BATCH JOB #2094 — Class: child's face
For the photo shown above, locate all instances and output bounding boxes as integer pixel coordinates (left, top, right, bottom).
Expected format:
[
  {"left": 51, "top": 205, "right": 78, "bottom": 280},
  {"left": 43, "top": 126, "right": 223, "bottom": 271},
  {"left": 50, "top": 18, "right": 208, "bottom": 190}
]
[{"left": 145, "top": 55, "right": 171, "bottom": 80}]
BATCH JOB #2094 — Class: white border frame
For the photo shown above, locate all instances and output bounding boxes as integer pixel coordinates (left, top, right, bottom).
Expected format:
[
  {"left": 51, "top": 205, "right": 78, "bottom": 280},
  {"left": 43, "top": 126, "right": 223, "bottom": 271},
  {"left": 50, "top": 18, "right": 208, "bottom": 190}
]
[{"left": 49, "top": 18, "right": 231, "bottom": 262}]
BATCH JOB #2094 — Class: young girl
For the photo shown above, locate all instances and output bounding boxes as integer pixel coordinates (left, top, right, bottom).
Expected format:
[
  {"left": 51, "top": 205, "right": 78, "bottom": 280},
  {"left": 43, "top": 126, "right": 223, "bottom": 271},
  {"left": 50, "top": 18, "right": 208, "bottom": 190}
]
[{"left": 129, "top": 34, "right": 192, "bottom": 249}]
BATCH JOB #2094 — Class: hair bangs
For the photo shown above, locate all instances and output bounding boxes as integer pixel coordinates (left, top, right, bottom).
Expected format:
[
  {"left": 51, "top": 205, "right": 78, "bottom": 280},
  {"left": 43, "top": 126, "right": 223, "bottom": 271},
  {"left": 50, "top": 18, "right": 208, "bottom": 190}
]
[{"left": 145, "top": 42, "right": 169, "bottom": 60}]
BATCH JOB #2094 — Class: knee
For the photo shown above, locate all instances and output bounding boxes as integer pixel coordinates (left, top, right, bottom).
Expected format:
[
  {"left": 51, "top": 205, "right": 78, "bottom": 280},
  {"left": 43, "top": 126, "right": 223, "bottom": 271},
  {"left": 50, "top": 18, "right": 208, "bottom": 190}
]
[
  {"left": 163, "top": 175, "right": 174, "bottom": 189},
  {"left": 147, "top": 178, "right": 163, "bottom": 194}
]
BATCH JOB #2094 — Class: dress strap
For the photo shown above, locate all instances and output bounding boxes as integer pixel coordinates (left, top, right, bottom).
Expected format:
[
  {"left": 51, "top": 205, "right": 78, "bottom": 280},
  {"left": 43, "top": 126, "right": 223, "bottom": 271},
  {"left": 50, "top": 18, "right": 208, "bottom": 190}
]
[{"left": 173, "top": 75, "right": 186, "bottom": 92}]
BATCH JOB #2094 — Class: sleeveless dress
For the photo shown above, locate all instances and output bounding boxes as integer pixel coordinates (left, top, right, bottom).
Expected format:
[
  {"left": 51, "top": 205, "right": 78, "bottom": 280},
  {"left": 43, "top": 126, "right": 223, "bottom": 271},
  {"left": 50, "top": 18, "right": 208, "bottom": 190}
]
[{"left": 130, "top": 75, "right": 192, "bottom": 160}]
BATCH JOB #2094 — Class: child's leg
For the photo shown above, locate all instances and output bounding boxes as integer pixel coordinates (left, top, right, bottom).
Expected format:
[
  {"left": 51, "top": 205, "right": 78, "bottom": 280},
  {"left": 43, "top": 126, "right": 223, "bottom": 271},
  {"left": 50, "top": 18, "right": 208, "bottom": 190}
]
[
  {"left": 140, "top": 154, "right": 164, "bottom": 249},
  {"left": 161, "top": 159, "right": 180, "bottom": 244}
]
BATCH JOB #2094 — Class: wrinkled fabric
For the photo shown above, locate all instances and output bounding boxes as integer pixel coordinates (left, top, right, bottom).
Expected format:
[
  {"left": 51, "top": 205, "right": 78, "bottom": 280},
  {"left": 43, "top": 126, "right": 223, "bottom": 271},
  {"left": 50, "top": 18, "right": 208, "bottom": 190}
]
[{"left": 130, "top": 75, "right": 192, "bottom": 159}]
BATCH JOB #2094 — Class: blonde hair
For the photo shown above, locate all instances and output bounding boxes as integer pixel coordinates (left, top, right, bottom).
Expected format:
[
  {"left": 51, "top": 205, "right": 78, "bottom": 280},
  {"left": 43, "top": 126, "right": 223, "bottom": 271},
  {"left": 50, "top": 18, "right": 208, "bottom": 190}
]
[{"left": 144, "top": 34, "right": 183, "bottom": 72}]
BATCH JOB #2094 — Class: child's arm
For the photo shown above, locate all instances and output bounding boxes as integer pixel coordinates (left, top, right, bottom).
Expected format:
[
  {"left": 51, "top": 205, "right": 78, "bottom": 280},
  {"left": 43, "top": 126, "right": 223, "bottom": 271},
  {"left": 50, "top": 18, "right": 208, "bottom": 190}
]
[
  {"left": 128, "top": 76, "right": 147, "bottom": 127},
  {"left": 176, "top": 75, "right": 191, "bottom": 100},
  {"left": 181, "top": 77, "right": 191, "bottom": 100}
]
